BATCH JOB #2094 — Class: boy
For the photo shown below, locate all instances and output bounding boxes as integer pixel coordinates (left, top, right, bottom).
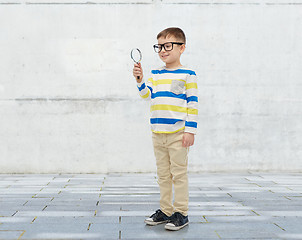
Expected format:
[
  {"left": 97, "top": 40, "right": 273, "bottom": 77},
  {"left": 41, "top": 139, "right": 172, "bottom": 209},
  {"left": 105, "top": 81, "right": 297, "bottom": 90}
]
[{"left": 133, "top": 27, "right": 198, "bottom": 231}]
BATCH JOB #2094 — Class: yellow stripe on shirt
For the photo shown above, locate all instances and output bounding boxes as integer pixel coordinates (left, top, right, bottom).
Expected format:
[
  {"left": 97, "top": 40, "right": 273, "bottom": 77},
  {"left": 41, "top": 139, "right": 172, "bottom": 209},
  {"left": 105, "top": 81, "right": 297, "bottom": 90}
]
[
  {"left": 149, "top": 79, "right": 186, "bottom": 86},
  {"left": 188, "top": 108, "right": 198, "bottom": 115},
  {"left": 186, "top": 83, "right": 198, "bottom": 89},
  {"left": 141, "top": 91, "right": 150, "bottom": 99},
  {"left": 152, "top": 126, "right": 185, "bottom": 134},
  {"left": 151, "top": 104, "right": 198, "bottom": 115}
]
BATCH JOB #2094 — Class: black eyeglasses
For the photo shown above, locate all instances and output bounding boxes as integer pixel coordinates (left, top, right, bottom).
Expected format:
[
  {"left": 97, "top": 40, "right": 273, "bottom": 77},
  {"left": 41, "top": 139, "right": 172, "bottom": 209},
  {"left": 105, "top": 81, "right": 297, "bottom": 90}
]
[{"left": 153, "top": 42, "right": 184, "bottom": 53}]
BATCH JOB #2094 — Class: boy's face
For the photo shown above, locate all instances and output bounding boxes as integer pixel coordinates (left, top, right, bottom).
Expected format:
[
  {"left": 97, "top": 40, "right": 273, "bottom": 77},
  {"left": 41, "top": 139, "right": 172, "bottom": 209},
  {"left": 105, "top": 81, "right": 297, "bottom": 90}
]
[{"left": 157, "top": 36, "right": 185, "bottom": 66}]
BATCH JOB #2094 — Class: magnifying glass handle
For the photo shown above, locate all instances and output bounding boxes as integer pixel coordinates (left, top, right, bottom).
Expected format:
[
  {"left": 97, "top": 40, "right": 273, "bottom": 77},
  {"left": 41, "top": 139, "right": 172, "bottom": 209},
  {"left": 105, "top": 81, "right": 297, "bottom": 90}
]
[{"left": 137, "top": 62, "right": 141, "bottom": 80}]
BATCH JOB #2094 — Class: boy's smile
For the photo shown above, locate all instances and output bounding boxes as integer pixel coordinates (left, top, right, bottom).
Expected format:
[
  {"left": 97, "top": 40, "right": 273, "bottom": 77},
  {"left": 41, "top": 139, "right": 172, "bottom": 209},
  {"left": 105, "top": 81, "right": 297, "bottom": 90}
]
[
  {"left": 161, "top": 53, "right": 170, "bottom": 60},
  {"left": 157, "top": 36, "right": 185, "bottom": 69}
]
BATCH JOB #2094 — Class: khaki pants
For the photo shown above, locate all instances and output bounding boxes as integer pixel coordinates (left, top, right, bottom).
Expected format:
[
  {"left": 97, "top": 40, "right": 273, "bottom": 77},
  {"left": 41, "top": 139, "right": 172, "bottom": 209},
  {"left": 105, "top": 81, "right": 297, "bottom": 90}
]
[{"left": 152, "top": 130, "right": 189, "bottom": 217}]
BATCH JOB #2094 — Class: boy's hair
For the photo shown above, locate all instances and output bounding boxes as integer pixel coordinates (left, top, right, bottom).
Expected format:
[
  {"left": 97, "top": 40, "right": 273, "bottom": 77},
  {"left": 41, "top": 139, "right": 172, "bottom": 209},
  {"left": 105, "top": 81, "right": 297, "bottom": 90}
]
[{"left": 157, "top": 27, "right": 186, "bottom": 44}]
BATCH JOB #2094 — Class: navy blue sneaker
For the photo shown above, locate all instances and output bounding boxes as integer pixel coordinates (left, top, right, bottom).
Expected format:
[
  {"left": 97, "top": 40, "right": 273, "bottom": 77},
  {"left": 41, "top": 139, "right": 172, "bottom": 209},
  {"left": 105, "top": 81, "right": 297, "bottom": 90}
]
[
  {"left": 165, "top": 212, "right": 189, "bottom": 231},
  {"left": 145, "top": 209, "right": 171, "bottom": 226}
]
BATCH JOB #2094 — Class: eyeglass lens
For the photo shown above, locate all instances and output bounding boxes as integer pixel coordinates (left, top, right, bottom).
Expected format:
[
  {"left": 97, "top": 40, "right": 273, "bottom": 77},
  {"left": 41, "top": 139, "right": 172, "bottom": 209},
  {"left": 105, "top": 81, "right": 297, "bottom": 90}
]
[{"left": 154, "top": 42, "right": 174, "bottom": 53}]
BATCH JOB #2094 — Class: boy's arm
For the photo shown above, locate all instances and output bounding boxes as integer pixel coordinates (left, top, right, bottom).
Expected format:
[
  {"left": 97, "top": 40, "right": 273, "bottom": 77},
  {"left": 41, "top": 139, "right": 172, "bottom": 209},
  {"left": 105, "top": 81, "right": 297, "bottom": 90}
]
[
  {"left": 133, "top": 63, "right": 152, "bottom": 100},
  {"left": 185, "top": 72, "right": 198, "bottom": 135}
]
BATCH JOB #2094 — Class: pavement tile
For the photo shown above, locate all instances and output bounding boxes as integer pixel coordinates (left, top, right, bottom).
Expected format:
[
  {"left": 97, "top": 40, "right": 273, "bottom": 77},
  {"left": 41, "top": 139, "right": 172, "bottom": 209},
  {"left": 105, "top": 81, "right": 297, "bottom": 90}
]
[
  {"left": 0, "top": 223, "right": 33, "bottom": 231},
  {"left": 15, "top": 210, "right": 94, "bottom": 217},
  {"left": 120, "top": 223, "right": 219, "bottom": 239},
  {"left": 120, "top": 216, "right": 146, "bottom": 224},
  {"left": 0, "top": 217, "right": 32, "bottom": 224},
  {"left": 204, "top": 215, "right": 272, "bottom": 223},
  {"left": 48, "top": 199, "right": 99, "bottom": 207},
  {"left": 216, "top": 229, "right": 278, "bottom": 239},
  {"left": 21, "top": 227, "right": 104, "bottom": 240},
  {"left": 88, "top": 222, "right": 120, "bottom": 236},
  {"left": 0, "top": 230, "right": 25, "bottom": 240},
  {"left": 257, "top": 211, "right": 302, "bottom": 217},
  {"left": 0, "top": 211, "right": 17, "bottom": 217},
  {"left": 44, "top": 205, "right": 97, "bottom": 211}
]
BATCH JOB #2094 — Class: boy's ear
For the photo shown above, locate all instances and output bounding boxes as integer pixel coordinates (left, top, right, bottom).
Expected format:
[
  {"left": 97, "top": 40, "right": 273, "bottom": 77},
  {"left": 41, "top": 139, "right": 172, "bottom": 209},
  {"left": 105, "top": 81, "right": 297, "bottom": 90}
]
[{"left": 180, "top": 44, "right": 186, "bottom": 54}]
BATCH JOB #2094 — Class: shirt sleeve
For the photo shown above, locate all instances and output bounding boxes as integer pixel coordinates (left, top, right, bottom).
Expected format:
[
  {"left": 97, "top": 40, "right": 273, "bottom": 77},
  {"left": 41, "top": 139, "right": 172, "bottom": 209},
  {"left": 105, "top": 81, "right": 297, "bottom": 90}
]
[
  {"left": 136, "top": 76, "right": 153, "bottom": 100},
  {"left": 185, "top": 72, "right": 198, "bottom": 134}
]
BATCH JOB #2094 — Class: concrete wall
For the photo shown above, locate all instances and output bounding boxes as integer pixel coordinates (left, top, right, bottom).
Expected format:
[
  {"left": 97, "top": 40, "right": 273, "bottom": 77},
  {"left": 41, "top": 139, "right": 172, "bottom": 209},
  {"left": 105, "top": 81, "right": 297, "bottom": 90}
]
[{"left": 0, "top": 0, "right": 302, "bottom": 173}]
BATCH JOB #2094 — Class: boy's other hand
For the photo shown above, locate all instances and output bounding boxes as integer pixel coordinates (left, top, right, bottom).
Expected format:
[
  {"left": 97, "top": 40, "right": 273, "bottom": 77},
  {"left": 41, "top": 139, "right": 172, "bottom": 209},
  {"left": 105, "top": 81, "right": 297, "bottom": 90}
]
[
  {"left": 182, "top": 132, "right": 195, "bottom": 148},
  {"left": 133, "top": 63, "right": 143, "bottom": 83}
]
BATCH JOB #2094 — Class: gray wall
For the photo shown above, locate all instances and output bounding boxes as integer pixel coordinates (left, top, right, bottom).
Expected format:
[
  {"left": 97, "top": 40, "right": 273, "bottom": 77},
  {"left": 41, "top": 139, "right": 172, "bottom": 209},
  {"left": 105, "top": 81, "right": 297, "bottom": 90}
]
[{"left": 1, "top": 0, "right": 302, "bottom": 173}]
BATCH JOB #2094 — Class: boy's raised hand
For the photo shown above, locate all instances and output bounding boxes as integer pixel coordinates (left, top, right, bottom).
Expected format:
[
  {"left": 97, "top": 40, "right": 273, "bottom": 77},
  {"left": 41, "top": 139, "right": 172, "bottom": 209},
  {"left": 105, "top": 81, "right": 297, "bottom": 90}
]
[{"left": 133, "top": 62, "right": 143, "bottom": 83}]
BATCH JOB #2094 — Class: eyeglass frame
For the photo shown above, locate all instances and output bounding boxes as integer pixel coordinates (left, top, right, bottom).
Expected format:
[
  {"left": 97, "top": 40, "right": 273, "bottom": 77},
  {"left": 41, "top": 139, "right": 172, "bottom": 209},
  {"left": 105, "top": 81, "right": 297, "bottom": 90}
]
[{"left": 153, "top": 42, "right": 184, "bottom": 53}]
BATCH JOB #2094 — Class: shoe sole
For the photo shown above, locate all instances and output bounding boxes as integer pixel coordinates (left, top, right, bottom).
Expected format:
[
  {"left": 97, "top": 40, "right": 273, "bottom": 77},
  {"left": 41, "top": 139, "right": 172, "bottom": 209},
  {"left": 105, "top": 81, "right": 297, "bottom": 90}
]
[
  {"left": 165, "top": 222, "right": 189, "bottom": 231},
  {"left": 144, "top": 220, "right": 169, "bottom": 226}
]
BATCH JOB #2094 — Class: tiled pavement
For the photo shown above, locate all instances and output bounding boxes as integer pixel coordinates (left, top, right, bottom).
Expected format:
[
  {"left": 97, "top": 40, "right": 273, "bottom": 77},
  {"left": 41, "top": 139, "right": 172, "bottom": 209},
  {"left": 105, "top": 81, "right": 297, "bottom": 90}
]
[{"left": 0, "top": 172, "right": 302, "bottom": 240}]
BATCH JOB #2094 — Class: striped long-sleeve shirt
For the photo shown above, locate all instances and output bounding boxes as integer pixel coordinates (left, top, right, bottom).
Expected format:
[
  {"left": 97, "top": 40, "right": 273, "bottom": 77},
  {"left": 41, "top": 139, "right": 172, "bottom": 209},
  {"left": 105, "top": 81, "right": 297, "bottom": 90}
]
[{"left": 137, "top": 67, "right": 198, "bottom": 134}]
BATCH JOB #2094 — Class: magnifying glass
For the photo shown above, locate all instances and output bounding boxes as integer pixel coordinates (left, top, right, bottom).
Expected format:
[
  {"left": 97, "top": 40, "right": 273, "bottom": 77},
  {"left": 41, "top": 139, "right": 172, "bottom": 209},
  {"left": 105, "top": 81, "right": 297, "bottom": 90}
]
[{"left": 131, "top": 48, "right": 142, "bottom": 80}]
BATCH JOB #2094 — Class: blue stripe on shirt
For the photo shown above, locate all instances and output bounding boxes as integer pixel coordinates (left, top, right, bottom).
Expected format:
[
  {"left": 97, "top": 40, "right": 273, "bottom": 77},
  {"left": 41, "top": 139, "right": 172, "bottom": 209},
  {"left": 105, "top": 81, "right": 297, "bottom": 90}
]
[
  {"left": 185, "top": 121, "right": 197, "bottom": 128},
  {"left": 137, "top": 83, "right": 146, "bottom": 91},
  {"left": 147, "top": 86, "right": 153, "bottom": 93},
  {"left": 151, "top": 69, "right": 196, "bottom": 75},
  {"left": 151, "top": 118, "right": 183, "bottom": 125},
  {"left": 187, "top": 96, "right": 198, "bottom": 103},
  {"left": 151, "top": 91, "right": 186, "bottom": 100}
]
